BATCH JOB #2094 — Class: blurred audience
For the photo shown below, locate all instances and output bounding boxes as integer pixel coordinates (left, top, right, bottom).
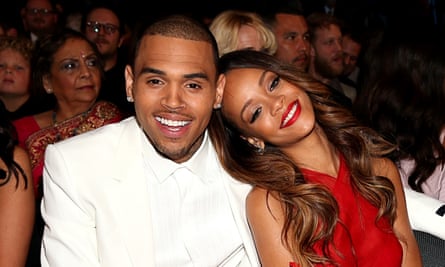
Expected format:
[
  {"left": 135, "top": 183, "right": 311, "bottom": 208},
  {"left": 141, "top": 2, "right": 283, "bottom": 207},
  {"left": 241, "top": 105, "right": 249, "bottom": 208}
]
[
  {"left": 81, "top": 3, "right": 134, "bottom": 117},
  {"left": 262, "top": 4, "right": 310, "bottom": 72},
  {"left": 0, "top": 100, "right": 35, "bottom": 267},
  {"left": 323, "top": 0, "right": 337, "bottom": 16},
  {"left": 209, "top": 9, "right": 277, "bottom": 56},
  {"left": 0, "top": 19, "right": 20, "bottom": 37},
  {"left": 20, "top": 0, "right": 63, "bottom": 44},
  {"left": 306, "top": 12, "right": 351, "bottom": 109},
  {"left": 65, "top": 10, "right": 82, "bottom": 32},
  {"left": 339, "top": 28, "right": 363, "bottom": 103},
  {"left": 0, "top": 36, "right": 52, "bottom": 120}
]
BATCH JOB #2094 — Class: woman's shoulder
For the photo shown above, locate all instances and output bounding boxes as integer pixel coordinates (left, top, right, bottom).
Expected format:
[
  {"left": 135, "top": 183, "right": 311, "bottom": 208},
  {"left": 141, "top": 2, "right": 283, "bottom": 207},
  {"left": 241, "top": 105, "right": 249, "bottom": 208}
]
[
  {"left": 13, "top": 146, "right": 30, "bottom": 164},
  {"left": 247, "top": 187, "right": 268, "bottom": 205},
  {"left": 371, "top": 157, "right": 400, "bottom": 184},
  {"left": 0, "top": 146, "right": 33, "bottom": 192},
  {"left": 247, "top": 187, "right": 284, "bottom": 219}
]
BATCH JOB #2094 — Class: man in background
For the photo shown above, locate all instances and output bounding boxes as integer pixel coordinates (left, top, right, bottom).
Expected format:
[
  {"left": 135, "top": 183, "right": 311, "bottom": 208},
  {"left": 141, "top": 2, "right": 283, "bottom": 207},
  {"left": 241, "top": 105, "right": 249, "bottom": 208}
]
[
  {"left": 82, "top": 3, "right": 134, "bottom": 117},
  {"left": 21, "top": 0, "right": 61, "bottom": 44},
  {"left": 263, "top": 5, "right": 310, "bottom": 72},
  {"left": 339, "top": 30, "right": 362, "bottom": 103},
  {"left": 307, "top": 12, "right": 351, "bottom": 108}
]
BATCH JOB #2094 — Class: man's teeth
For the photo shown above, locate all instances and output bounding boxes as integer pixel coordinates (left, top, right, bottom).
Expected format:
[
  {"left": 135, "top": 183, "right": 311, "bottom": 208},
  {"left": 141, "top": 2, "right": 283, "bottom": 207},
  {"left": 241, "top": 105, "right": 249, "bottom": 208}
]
[
  {"left": 282, "top": 103, "right": 297, "bottom": 126},
  {"left": 156, "top": 117, "right": 189, "bottom": 127}
]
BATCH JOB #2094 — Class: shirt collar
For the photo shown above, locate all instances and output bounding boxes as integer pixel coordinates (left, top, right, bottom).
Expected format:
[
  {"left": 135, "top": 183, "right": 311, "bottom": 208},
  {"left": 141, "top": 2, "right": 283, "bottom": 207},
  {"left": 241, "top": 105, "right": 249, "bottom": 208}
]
[
  {"left": 30, "top": 32, "right": 39, "bottom": 43},
  {"left": 141, "top": 129, "right": 217, "bottom": 184}
]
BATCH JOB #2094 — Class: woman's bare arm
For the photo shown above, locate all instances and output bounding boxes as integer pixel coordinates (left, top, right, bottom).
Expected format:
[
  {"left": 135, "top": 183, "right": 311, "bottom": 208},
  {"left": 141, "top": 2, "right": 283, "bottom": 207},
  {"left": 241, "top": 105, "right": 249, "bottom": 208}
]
[
  {"left": 246, "top": 187, "right": 294, "bottom": 267},
  {"left": 0, "top": 147, "right": 35, "bottom": 267},
  {"left": 373, "top": 158, "right": 423, "bottom": 267}
]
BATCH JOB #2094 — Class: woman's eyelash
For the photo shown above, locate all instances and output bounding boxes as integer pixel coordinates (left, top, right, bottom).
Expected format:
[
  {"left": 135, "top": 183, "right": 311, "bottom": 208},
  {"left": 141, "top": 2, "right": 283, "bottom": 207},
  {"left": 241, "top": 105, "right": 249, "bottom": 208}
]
[
  {"left": 250, "top": 107, "right": 262, "bottom": 123},
  {"left": 269, "top": 76, "right": 280, "bottom": 91}
]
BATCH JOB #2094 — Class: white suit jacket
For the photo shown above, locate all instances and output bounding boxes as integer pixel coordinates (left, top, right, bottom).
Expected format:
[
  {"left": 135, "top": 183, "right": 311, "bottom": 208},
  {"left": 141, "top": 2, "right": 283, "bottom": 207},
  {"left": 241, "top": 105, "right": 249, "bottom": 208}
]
[
  {"left": 405, "top": 187, "right": 445, "bottom": 240},
  {"left": 41, "top": 117, "right": 260, "bottom": 267}
]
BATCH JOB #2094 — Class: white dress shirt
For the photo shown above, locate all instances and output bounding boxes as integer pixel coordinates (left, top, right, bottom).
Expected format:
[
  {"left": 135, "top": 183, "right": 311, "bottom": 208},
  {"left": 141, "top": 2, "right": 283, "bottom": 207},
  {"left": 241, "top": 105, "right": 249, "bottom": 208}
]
[{"left": 141, "top": 131, "right": 245, "bottom": 266}]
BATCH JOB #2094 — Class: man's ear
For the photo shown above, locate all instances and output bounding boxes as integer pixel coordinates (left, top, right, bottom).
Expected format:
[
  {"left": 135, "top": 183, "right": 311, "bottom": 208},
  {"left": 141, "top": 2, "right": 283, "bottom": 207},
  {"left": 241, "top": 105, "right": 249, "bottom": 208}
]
[
  {"left": 42, "top": 75, "right": 52, "bottom": 93},
  {"left": 125, "top": 65, "right": 134, "bottom": 101},
  {"left": 214, "top": 74, "right": 225, "bottom": 109},
  {"left": 310, "top": 44, "right": 316, "bottom": 57},
  {"left": 242, "top": 136, "right": 265, "bottom": 150}
]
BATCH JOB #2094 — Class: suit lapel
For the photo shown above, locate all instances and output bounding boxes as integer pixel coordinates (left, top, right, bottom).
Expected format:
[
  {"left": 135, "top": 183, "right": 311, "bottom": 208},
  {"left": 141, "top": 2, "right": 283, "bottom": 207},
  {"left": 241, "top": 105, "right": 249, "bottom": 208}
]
[
  {"left": 108, "top": 118, "right": 155, "bottom": 266},
  {"left": 210, "top": 143, "right": 260, "bottom": 266},
  {"left": 222, "top": 173, "right": 260, "bottom": 266}
]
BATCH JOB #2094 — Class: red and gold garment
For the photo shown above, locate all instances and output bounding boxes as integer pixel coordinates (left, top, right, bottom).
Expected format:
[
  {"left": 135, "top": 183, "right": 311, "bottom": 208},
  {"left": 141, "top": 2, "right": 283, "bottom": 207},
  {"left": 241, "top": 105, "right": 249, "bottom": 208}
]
[{"left": 21, "top": 101, "right": 123, "bottom": 196}]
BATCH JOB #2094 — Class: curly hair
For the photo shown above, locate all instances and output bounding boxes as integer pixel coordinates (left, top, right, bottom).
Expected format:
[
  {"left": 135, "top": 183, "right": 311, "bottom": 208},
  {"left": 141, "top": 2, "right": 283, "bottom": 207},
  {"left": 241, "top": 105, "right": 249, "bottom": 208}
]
[
  {"left": 209, "top": 50, "right": 397, "bottom": 266},
  {"left": 0, "top": 36, "right": 33, "bottom": 62}
]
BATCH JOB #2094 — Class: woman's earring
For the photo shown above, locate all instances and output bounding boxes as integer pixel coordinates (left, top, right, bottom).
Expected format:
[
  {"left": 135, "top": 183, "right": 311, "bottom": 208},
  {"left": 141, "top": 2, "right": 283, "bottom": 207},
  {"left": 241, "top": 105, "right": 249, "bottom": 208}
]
[
  {"left": 127, "top": 96, "right": 134, "bottom": 102},
  {"left": 255, "top": 145, "right": 264, "bottom": 155}
]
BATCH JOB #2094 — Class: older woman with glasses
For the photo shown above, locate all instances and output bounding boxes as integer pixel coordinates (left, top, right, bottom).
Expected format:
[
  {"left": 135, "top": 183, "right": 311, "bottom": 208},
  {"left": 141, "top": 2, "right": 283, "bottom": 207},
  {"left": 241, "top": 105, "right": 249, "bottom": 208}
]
[{"left": 13, "top": 29, "right": 124, "bottom": 197}]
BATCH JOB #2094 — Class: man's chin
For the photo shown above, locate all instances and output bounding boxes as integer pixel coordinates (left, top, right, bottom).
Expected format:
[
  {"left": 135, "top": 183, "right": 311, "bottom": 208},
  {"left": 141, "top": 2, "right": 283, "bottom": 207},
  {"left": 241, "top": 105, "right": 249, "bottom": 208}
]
[{"left": 293, "top": 60, "right": 308, "bottom": 71}]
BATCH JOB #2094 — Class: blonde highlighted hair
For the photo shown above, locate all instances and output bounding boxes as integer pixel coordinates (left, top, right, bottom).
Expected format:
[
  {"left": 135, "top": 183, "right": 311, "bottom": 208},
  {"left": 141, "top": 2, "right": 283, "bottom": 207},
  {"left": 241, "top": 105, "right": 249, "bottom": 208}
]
[{"left": 209, "top": 10, "right": 277, "bottom": 56}]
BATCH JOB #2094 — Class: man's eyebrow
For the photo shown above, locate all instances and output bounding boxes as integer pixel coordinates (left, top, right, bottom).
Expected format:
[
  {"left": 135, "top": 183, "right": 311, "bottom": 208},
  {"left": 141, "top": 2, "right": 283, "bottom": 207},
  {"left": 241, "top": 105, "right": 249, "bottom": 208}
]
[
  {"left": 184, "top": 72, "right": 209, "bottom": 80},
  {"left": 139, "top": 67, "right": 209, "bottom": 80},
  {"left": 140, "top": 67, "right": 164, "bottom": 75}
]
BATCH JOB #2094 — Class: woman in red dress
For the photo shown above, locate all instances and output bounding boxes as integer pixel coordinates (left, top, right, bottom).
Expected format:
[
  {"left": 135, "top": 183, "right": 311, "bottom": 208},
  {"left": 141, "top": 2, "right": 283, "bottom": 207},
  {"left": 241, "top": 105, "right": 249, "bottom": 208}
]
[{"left": 211, "top": 50, "right": 422, "bottom": 266}]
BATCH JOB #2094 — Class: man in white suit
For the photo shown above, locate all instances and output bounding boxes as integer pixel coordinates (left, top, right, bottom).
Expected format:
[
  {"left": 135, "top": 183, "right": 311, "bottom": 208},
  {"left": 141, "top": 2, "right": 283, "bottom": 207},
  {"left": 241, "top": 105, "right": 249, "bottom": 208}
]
[{"left": 41, "top": 15, "right": 260, "bottom": 266}]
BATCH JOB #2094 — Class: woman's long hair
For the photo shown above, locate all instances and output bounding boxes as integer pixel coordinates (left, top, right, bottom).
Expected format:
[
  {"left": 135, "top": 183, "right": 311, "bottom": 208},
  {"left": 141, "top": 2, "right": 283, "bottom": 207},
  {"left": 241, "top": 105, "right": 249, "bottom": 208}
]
[
  {"left": 209, "top": 50, "right": 397, "bottom": 266},
  {"left": 0, "top": 101, "right": 28, "bottom": 188},
  {"left": 355, "top": 34, "right": 445, "bottom": 192}
]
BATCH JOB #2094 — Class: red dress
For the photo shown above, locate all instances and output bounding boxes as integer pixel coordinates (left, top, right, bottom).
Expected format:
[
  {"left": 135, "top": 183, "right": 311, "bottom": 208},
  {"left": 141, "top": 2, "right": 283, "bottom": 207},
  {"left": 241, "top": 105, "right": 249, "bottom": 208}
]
[
  {"left": 13, "top": 115, "right": 41, "bottom": 149},
  {"left": 300, "top": 156, "right": 403, "bottom": 267}
]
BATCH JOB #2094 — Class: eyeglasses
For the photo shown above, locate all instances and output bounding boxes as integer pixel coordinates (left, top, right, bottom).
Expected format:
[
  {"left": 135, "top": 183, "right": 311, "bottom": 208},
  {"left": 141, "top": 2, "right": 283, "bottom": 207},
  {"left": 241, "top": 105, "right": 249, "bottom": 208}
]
[
  {"left": 26, "top": 8, "right": 55, "bottom": 15},
  {"left": 86, "top": 21, "right": 119, "bottom": 35}
]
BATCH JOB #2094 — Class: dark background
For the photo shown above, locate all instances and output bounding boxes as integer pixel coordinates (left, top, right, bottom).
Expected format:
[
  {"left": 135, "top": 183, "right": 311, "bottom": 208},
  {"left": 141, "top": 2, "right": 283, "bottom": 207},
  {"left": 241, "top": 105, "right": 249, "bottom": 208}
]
[{"left": 2, "top": 0, "right": 445, "bottom": 42}]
